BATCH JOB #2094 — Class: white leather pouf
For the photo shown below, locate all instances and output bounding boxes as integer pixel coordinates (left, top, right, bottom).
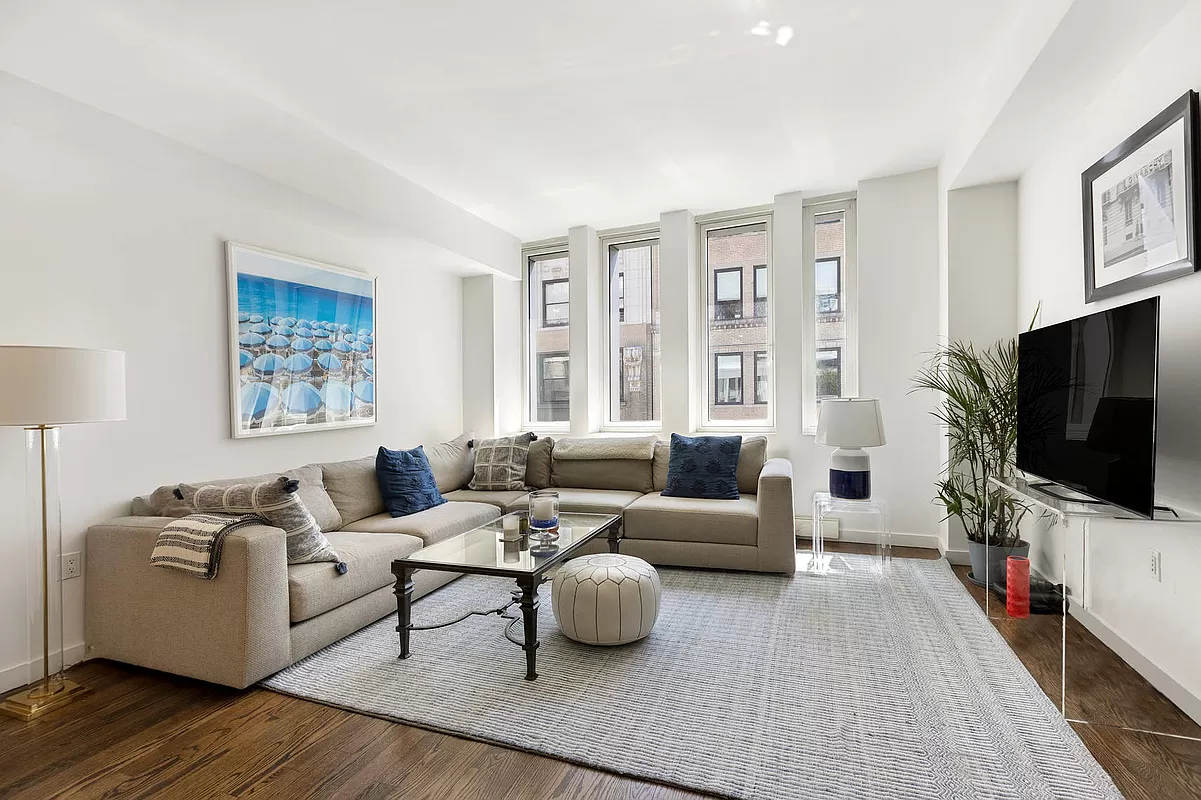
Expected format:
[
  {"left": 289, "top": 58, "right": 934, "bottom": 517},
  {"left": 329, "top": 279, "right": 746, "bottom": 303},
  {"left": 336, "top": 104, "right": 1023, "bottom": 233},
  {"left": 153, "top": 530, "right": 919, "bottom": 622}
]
[{"left": 552, "top": 554, "right": 662, "bottom": 645}]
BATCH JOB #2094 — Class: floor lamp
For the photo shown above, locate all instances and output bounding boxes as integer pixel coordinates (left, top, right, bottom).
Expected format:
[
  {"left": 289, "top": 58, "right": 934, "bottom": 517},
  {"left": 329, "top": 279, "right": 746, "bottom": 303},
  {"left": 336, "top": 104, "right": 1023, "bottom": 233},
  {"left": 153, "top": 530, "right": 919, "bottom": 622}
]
[{"left": 0, "top": 346, "right": 126, "bottom": 720}]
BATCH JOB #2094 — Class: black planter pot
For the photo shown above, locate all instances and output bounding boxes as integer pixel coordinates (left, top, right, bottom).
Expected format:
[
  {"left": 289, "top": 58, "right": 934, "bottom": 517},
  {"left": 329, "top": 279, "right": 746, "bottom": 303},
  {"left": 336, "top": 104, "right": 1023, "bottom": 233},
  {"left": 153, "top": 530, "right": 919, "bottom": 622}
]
[{"left": 966, "top": 538, "right": 1030, "bottom": 587}]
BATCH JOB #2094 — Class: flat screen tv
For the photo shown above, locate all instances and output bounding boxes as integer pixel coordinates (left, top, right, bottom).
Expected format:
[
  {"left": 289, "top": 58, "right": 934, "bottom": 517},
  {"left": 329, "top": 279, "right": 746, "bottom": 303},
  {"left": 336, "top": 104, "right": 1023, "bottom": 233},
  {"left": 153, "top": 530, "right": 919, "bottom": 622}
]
[{"left": 1017, "top": 296, "right": 1159, "bottom": 518}]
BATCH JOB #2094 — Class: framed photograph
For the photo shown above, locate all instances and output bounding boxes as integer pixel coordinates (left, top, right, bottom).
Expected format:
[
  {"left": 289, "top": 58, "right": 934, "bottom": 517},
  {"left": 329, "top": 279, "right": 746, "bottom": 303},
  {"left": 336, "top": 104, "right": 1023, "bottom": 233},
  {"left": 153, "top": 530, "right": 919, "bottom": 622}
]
[
  {"left": 227, "top": 242, "right": 377, "bottom": 438},
  {"left": 1083, "top": 90, "right": 1201, "bottom": 303}
]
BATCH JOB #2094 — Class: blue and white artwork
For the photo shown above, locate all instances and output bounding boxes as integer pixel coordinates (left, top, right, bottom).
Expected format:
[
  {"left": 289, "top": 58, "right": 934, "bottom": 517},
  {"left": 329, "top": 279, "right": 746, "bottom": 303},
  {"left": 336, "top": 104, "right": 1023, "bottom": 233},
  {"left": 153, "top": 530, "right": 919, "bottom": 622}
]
[{"left": 227, "top": 242, "right": 376, "bottom": 438}]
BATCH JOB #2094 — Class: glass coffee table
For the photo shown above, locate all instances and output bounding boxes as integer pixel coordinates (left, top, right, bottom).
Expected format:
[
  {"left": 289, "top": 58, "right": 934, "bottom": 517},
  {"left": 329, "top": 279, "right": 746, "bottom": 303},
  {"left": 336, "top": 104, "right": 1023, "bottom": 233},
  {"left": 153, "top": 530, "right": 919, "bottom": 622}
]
[{"left": 391, "top": 511, "right": 623, "bottom": 681}]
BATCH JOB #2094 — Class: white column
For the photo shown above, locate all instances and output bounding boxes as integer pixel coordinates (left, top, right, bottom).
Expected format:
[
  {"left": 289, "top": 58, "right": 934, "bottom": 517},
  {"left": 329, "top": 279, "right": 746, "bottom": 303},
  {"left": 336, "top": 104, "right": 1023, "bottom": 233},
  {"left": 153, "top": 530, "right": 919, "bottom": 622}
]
[
  {"left": 772, "top": 191, "right": 805, "bottom": 444},
  {"left": 658, "top": 209, "right": 697, "bottom": 436},
  {"left": 568, "top": 225, "right": 601, "bottom": 435},
  {"left": 461, "top": 275, "right": 497, "bottom": 438}
]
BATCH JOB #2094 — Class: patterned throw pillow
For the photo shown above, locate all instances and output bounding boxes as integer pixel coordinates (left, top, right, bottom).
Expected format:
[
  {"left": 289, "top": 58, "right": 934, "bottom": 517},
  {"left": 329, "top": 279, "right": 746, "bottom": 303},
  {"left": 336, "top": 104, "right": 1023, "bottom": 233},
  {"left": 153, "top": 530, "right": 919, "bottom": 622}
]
[
  {"left": 174, "top": 477, "right": 344, "bottom": 568},
  {"left": 376, "top": 445, "right": 447, "bottom": 517},
  {"left": 468, "top": 432, "right": 537, "bottom": 491},
  {"left": 662, "top": 433, "right": 743, "bottom": 500}
]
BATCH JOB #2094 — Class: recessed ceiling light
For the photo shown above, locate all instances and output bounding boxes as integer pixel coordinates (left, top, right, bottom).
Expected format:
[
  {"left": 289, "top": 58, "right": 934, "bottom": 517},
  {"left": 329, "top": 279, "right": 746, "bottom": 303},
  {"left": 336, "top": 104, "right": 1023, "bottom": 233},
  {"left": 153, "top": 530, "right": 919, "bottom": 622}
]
[
  {"left": 776, "top": 25, "right": 794, "bottom": 46},
  {"left": 751, "top": 20, "right": 771, "bottom": 36}
]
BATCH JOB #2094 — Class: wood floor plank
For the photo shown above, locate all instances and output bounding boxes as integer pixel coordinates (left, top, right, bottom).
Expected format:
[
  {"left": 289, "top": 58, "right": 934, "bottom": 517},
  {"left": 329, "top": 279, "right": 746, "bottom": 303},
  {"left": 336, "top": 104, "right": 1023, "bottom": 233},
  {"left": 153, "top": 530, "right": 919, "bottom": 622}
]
[{"left": 2, "top": 545, "right": 1197, "bottom": 799}]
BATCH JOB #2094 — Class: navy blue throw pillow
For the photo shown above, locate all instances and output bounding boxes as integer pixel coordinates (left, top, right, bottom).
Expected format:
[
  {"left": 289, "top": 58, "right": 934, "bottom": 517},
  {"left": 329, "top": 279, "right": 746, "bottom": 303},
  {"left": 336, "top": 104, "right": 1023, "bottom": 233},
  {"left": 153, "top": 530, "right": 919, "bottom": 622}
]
[
  {"left": 376, "top": 445, "right": 447, "bottom": 518},
  {"left": 662, "top": 433, "right": 742, "bottom": 500}
]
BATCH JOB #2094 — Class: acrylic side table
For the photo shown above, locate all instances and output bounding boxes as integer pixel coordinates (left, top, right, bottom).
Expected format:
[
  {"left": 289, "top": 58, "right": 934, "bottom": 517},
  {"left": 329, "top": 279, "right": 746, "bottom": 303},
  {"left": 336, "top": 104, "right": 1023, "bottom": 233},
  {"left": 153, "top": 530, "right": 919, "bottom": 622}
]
[{"left": 808, "top": 492, "right": 892, "bottom": 575}]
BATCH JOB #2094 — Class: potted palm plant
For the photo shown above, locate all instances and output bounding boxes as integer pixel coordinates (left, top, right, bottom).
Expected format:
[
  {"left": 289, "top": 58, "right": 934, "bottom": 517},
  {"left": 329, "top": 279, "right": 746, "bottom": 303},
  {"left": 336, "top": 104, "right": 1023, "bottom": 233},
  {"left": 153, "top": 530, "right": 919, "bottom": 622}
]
[{"left": 912, "top": 336, "right": 1031, "bottom": 586}]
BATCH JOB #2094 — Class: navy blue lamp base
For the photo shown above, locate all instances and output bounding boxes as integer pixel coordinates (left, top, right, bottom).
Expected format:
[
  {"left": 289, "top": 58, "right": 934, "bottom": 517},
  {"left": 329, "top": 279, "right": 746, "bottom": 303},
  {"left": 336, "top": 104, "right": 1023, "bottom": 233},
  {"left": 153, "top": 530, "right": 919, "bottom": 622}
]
[{"left": 829, "top": 447, "right": 872, "bottom": 500}]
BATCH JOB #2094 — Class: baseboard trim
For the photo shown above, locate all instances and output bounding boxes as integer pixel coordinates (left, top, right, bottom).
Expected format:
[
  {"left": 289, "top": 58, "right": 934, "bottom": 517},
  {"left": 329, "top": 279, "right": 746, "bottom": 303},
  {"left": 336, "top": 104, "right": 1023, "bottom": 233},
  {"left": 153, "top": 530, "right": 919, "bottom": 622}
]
[
  {"left": 0, "top": 643, "right": 86, "bottom": 695},
  {"left": 1069, "top": 605, "right": 1201, "bottom": 727},
  {"left": 941, "top": 547, "right": 971, "bottom": 566}
]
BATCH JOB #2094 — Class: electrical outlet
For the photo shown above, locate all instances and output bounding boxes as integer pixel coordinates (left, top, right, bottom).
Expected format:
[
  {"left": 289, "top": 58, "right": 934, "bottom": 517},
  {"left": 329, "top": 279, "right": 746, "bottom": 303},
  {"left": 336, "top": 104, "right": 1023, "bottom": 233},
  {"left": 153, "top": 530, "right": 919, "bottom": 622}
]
[
  {"left": 62, "top": 552, "right": 81, "bottom": 580},
  {"left": 1149, "top": 549, "right": 1162, "bottom": 582}
]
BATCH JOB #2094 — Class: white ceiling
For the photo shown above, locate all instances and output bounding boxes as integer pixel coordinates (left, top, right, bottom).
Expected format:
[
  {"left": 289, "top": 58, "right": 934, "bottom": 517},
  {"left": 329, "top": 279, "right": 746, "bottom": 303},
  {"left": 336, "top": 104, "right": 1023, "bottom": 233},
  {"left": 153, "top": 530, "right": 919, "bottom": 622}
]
[{"left": 10, "top": 0, "right": 1032, "bottom": 241}]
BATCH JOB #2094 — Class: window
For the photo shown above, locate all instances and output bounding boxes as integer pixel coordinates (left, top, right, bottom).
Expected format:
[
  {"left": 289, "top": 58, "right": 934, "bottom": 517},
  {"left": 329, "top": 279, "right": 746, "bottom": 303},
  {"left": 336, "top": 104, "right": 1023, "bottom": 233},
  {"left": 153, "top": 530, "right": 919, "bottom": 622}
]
[
  {"left": 542, "top": 278, "right": 569, "bottom": 327},
  {"left": 713, "top": 268, "right": 743, "bottom": 320},
  {"left": 817, "top": 347, "right": 842, "bottom": 399},
  {"left": 753, "top": 265, "right": 768, "bottom": 317},
  {"left": 700, "top": 216, "right": 771, "bottom": 426},
  {"left": 816, "top": 257, "right": 840, "bottom": 313},
  {"left": 525, "top": 246, "right": 570, "bottom": 427},
  {"left": 754, "top": 350, "right": 769, "bottom": 404},
  {"left": 539, "top": 352, "right": 570, "bottom": 417},
  {"left": 604, "top": 233, "right": 660, "bottom": 426},
  {"left": 714, "top": 353, "right": 743, "bottom": 405},
  {"left": 803, "top": 199, "right": 857, "bottom": 431}
]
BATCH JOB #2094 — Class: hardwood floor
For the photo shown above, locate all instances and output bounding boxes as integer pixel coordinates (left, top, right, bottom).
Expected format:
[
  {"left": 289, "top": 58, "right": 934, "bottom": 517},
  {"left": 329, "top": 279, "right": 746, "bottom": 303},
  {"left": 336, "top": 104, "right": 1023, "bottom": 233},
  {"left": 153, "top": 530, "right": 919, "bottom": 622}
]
[{"left": 2, "top": 544, "right": 1199, "bottom": 799}]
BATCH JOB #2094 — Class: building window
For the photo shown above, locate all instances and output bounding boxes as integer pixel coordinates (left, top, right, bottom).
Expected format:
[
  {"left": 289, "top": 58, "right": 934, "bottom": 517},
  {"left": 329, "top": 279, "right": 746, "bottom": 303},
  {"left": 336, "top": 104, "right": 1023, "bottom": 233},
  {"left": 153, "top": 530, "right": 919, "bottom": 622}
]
[
  {"left": 817, "top": 347, "right": 842, "bottom": 400},
  {"left": 525, "top": 246, "right": 570, "bottom": 427},
  {"left": 701, "top": 216, "right": 771, "bottom": 427},
  {"left": 714, "top": 353, "right": 743, "bottom": 405},
  {"left": 803, "top": 199, "right": 856, "bottom": 431},
  {"left": 753, "top": 265, "right": 768, "bottom": 317},
  {"left": 538, "top": 352, "right": 570, "bottom": 420},
  {"left": 753, "top": 350, "right": 769, "bottom": 404},
  {"left": 816, "top": 257, "right": 840, "bottom": 313},
  {"left": 542, "top": 278, "right": 569, "bottom": 327},
  {"left": 604, "top": 233, "right": 660, "bottom": 426},
  {"left": 713, "top": 268, "right": 743, "bottom": 320}
]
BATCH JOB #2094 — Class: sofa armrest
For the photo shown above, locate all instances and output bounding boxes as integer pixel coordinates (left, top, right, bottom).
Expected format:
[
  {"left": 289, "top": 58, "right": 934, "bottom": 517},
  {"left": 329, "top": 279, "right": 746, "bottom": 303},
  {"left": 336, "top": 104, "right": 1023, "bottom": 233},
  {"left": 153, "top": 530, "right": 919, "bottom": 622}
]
[
  {"left": 85, "top": 516, "right": 292, "bottom": 688},
  {"left": 756, "top": 458, "right": 796, "bottom": 573}
]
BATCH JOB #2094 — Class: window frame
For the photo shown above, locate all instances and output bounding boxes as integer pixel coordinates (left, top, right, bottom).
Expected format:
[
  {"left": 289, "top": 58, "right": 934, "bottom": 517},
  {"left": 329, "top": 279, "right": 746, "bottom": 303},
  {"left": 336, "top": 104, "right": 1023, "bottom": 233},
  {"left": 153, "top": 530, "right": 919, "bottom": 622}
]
[
  {"left": 538, "top": 351, "right": 571, "bottom": 409},
  {"left": 753, "top": 349, "right": 769, "bottom": 405},
  {"left": 541, "top": 277, "right": 570, "bottom": 327},
  {"left": 696, "top": 210, "right": 774, "bottom": 431},
  {"left": 521, "top": 239, "right": 571, "bottom": 433},
  {"left": 713, "top": 352, "right": 744, "bottom": 406},
  {"left": 815, "top": 345, "right": 843, "bottom": 401},
  {"left": 815, "top": 255, "right": 841, "bottom": 314},
  {"left": 598, "top": 225, "right": 661, "bottom": 432},
  {"left": 753, "top": 264, "right": 768, "bottom": 317},
  {"left": 713, "top": 266, "right": 744, "bottom": 321},
  {"left": 802, "top": 196, "right": 858, "bottom": 434}
]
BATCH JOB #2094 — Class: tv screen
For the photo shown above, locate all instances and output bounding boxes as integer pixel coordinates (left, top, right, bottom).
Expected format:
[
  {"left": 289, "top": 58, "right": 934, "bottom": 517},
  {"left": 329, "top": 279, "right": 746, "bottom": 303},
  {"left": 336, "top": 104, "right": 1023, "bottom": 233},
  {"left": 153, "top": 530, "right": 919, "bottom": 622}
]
[{"left": 1017, "top": 296, "right": 1159, "bottom": 518}]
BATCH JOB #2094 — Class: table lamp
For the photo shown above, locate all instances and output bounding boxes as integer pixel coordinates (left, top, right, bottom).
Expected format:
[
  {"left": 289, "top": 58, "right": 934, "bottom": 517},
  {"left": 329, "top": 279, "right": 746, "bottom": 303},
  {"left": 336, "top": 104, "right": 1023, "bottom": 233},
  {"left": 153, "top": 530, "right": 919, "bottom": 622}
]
[
  {"left": 815, "top": 398, "right": 885, "bottom": 500},
  {"left": 0, "top": 346, "right": 126, "bottom": 719}
]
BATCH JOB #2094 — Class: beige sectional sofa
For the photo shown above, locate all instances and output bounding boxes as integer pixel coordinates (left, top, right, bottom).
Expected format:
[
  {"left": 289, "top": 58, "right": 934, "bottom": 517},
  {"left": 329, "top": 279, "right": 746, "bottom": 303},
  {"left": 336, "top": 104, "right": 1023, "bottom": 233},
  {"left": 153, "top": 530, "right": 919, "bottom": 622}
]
[{"left": 85, "top": 436, "right": 794, "bottom": 688}]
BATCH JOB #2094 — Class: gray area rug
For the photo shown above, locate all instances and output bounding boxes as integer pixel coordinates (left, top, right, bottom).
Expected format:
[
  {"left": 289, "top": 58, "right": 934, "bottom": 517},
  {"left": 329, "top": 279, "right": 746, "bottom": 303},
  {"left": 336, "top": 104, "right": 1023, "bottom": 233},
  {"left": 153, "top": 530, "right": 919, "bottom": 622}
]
[{"left": 262, "top": 555, "right": 1122, "bottom": 799}]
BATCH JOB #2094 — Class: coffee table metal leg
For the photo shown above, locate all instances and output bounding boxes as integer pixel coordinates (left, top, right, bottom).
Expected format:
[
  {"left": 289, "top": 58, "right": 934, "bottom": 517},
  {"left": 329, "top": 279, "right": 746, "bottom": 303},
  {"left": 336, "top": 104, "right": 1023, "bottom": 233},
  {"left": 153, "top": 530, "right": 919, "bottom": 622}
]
[
  {"left": 393, "top": 565, "right": 414, "bottom": 659},
  {"left": 517, "top": 576, "right": 540, "bottom": 680},
  {"left": 608, "top": 521, "right": 622, "bottom": 554}
]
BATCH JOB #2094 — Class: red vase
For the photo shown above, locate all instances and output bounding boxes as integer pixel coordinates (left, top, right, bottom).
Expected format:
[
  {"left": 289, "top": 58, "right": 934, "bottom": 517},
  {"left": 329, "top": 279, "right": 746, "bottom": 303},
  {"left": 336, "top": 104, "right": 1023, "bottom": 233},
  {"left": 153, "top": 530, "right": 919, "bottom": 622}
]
[{"left": 1007, "top": 556, "right": 1031, "bottom": 619}]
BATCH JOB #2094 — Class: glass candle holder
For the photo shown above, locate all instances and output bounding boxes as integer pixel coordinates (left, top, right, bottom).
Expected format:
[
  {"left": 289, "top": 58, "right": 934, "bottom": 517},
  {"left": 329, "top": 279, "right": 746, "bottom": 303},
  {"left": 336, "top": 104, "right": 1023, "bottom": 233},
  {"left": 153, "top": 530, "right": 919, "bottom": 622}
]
[{"left": 528, "top": 490, "right": 559, "bottom": 539}]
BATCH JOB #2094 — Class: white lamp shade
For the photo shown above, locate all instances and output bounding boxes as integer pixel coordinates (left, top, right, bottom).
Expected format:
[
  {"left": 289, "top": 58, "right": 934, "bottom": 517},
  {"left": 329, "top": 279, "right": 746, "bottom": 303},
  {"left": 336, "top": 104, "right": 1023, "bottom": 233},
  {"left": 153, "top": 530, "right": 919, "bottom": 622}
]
[
  {"left": 816, "top": 397, "right": 886, "bottom": 448},
  {"left": 0, "top": 346, "right": 126, "bottom": 426}
]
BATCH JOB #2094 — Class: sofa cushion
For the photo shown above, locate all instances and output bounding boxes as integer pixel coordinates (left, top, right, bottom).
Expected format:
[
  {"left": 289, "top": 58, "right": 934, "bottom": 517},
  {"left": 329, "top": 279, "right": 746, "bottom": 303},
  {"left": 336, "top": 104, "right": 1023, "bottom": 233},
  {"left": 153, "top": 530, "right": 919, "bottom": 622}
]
[
  {"left": 505, "top": 488, "right": 642, "bottom": 516},
  {"left": 340, "top": 501, "right": 500, "bottom": 545},
  {"left": 320, "top": 456, "right": 384, "bottom": 527},
  {"left": 444, "top": 489, "right": 530, "bottom": 509},
  {"left": 551, "top": 458, "right": 654, "bottom": 494},
  {"left": 653, "top": 437, "right": 767, "bottom": 496},
  {"left": 662, "top": 434, "right": 742, "bottom": 500},
  {"left": 376, "top": 445, "right": 446, "bottom": 517},
  {"left": 623, "top": 492, "right": 759, "bottom": 547},
  {"left": 737, "top": 436, "right": 768, "bottom": 495},
  {"left": 288, "top": 531, "right": 423, "bottom": 623},
  {"left": 525, "top": 437, "right": 554, "bottom": 489},
  {"left": 133, "top": 464, "right": 342, "bottom": 533},
  {"left": 469, "top": 433, "right": 537, "bottom": 490},
  {"left": 425, "top": 431, "right": 475, "bottom": 493}
]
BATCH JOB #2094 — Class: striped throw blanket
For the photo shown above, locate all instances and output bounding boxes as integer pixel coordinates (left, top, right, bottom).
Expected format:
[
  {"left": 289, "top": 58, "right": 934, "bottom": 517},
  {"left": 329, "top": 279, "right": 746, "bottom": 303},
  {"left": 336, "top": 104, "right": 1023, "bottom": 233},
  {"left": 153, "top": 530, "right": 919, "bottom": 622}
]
[{"left": 149, "top": 513, "right": 265, "bottom": 579}]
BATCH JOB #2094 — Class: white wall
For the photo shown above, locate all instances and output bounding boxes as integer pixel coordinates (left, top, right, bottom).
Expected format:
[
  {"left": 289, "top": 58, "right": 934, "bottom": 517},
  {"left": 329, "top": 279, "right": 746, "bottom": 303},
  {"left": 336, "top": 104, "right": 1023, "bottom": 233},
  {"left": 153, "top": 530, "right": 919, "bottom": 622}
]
[
  {"left": 0, "top": 74, "right": 480, "bottom": 691},
  {"left": 1017, "top": 0, "right": 1201, "bottom": 718}
]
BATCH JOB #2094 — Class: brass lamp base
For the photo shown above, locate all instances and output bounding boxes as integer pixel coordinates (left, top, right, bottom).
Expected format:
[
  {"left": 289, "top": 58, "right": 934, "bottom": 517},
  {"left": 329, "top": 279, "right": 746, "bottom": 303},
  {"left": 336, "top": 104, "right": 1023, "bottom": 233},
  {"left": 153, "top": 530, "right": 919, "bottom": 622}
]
[{"left": 1, "top": 678, "right": 90, "bottom": 720}]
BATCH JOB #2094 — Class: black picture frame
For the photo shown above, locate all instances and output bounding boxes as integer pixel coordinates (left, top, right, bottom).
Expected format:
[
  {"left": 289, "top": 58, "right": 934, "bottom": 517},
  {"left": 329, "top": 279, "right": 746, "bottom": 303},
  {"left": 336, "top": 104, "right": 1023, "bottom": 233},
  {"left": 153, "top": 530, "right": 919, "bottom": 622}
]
[{"left": 1082, "top": 90, "right": 1201, "bottom": 303}]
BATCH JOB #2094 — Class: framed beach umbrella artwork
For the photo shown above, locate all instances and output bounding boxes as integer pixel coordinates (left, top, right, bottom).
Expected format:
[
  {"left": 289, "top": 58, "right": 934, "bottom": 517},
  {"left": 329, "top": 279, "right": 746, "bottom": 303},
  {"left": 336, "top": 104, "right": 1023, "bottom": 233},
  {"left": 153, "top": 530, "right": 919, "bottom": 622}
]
[{"left": 227, "top": 242, "right": 377, "bottom": 438}]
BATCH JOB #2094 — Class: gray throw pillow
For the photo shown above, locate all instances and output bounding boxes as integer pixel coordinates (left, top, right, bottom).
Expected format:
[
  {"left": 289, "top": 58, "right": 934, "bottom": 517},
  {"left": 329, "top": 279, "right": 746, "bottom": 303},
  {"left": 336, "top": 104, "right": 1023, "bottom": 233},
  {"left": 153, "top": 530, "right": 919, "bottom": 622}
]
[
  {"left": 424, "top": 431, "right": 476, "bottom": 493},
  {"left": 175, "top": 477, "right": 344, "bottom": 568},
  {"left": 468, "top": 433, "right": 537, "bottom": 491}
]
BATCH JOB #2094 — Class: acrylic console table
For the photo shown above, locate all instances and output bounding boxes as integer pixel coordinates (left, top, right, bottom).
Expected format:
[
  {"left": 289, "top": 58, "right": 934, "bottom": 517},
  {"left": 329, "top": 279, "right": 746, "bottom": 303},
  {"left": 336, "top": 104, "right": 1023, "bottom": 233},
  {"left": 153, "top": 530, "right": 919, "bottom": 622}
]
[{"left": 985, "top": 475, "right": 1201, "bottom": 739}]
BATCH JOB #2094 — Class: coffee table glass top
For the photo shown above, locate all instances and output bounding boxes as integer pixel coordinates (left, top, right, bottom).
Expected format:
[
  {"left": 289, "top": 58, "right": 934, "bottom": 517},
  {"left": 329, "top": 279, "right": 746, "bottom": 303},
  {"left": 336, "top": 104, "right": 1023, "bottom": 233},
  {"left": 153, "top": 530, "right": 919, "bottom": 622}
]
[{"left": 398, "top": 512, "right": 620, "bottom": 575}]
